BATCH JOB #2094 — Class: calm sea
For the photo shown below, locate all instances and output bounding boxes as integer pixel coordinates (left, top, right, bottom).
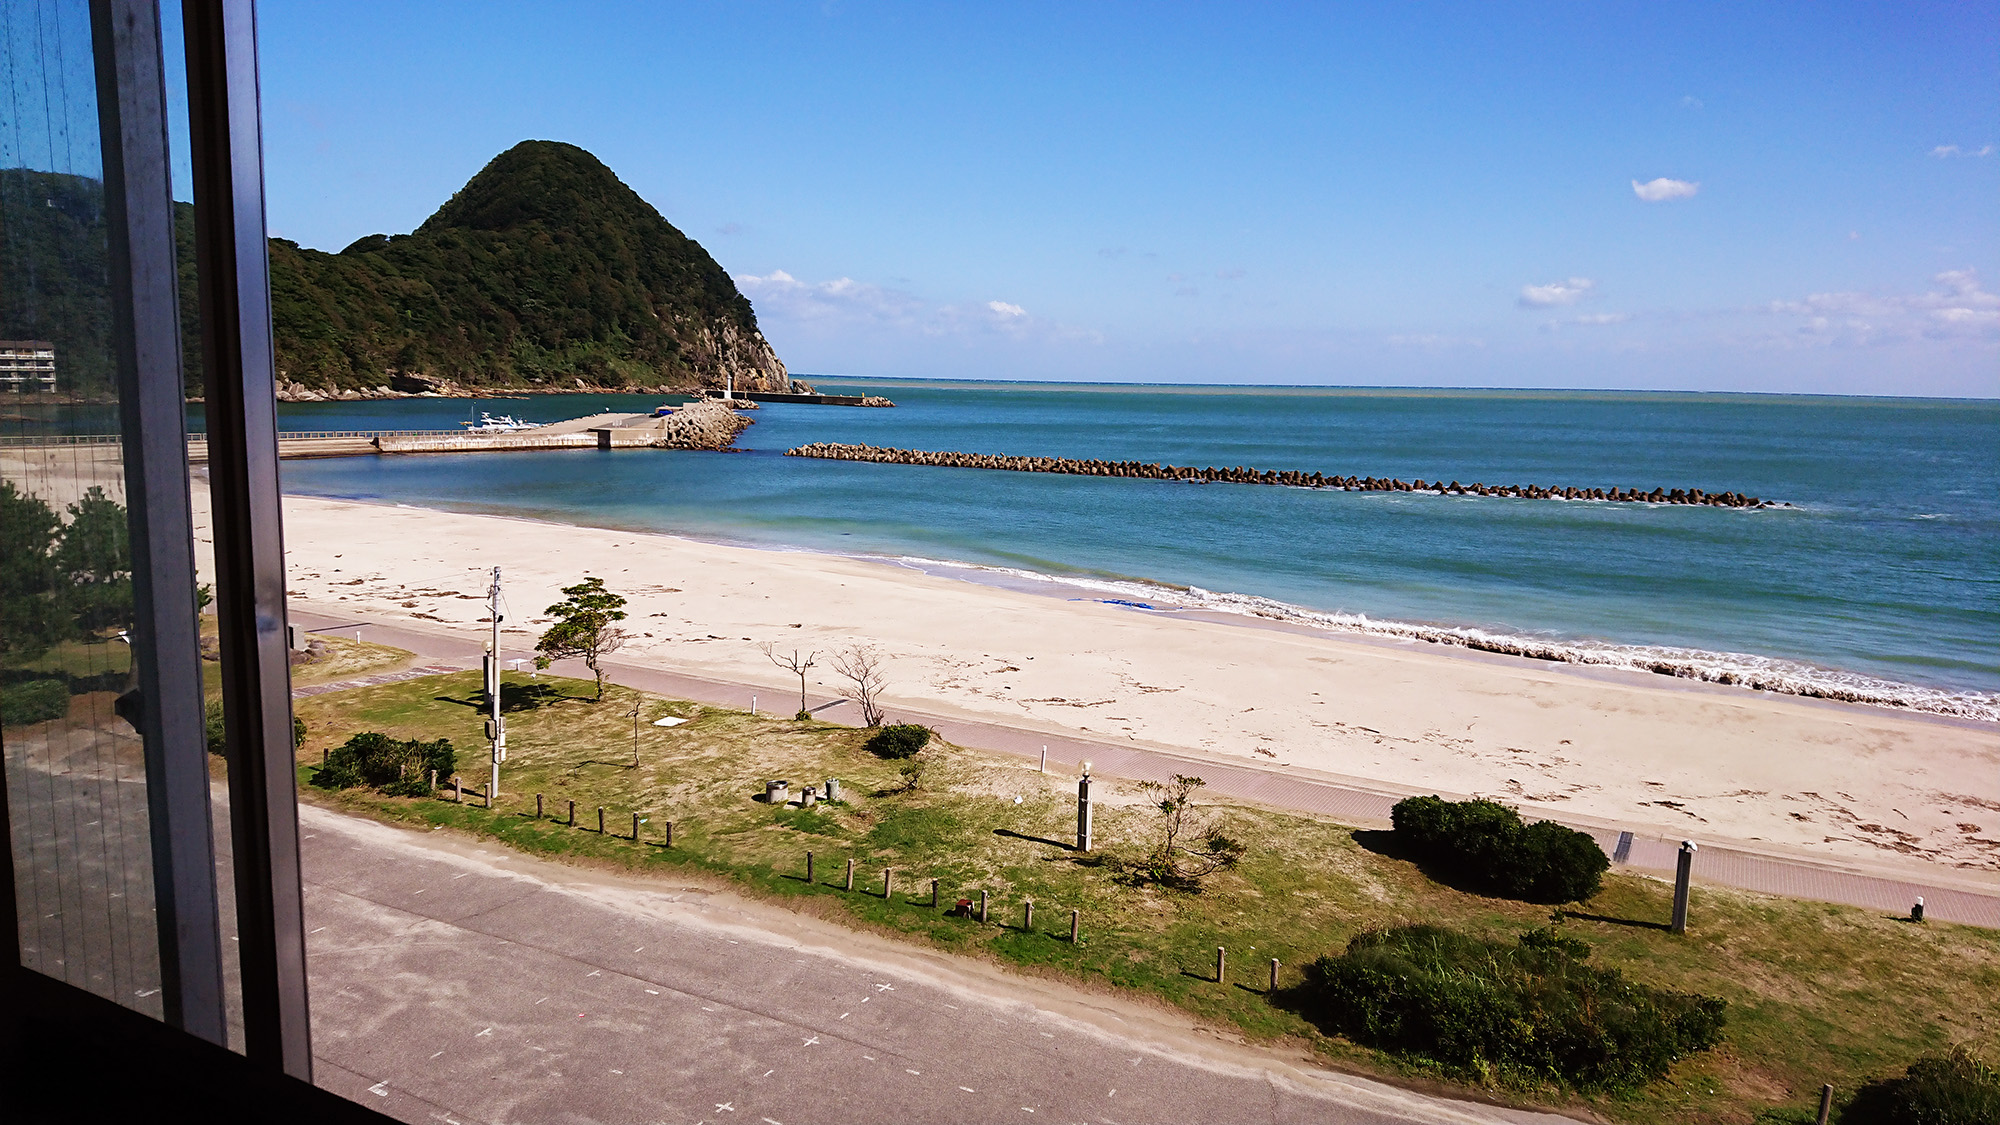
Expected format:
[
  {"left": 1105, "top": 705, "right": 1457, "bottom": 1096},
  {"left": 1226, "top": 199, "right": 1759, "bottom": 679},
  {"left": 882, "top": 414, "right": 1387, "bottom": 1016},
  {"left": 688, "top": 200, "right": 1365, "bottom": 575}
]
[{"left": 242, "top": 382, "right": 1996, "bottom": 720}]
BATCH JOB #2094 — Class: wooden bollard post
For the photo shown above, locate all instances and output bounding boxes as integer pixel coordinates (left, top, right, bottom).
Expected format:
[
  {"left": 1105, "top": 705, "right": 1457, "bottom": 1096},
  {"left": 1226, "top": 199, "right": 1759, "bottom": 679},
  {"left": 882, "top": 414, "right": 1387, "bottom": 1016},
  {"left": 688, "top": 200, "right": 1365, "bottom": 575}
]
[
  {"left": 631, "top": 812, "right": 640, "bottom": 840},
  {"left": 1024, "top": 899, "right": 1034, "bottom": 931},
  {"left": 1216, "top": 946, "right": 1226, "bottom": 983},
  {"left": 1269, "top": 958, "right": 1280, "bottom": 993},
  {"left": 845, "top": 858, "right": 855, "bottom": 891},
  {"left": 884, "top": 867, "right": 894, "bottom": 901},
  {"left": 931, "top": 879, "right": 939, "bottom": 908},
  {"left": 453, "top": 775, "right": 462, "bottom": 802},
  {"left": 1816, "top": 1084, "right": 1834, "bottom": 1125},
  {"left": 430, "top": 769, "right": 436, "bottom": 793},
  {"left": 536, "top": 793, "right": 543, "bottom": 819},
  {"left": 598, "top": 806, "right": 606, "bottom": 834},
  {"left": 1912, "top": 896, "right": 1926, "bottom": 923},
  {"left": 663, "top": 820, "right": 673, "bottom": 848},
  {"left": 1671, "top": 840, "right": 1697, "bottom": 934},
  {"left": 321, "top": 749, "right": 327, "bottom": 768},
  {"left": 567, "top": 799, "right": 575, "bottom": 827},
  {"left": 807, "top": 851, "right": 815, "bottom": 884},
  {"left": 979, "top": 889, "right": 989, "bottom": 923},
  {"left": 1070, "top": 909, "right": 1079, "bottom": 943}
]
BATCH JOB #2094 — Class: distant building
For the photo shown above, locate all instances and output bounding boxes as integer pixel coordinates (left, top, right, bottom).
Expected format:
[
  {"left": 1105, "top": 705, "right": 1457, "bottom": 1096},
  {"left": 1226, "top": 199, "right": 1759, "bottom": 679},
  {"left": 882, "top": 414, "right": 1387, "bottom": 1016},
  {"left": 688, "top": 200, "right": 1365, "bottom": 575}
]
[{"left": 0, "top": 340, "right": 57, "bottom": 392}]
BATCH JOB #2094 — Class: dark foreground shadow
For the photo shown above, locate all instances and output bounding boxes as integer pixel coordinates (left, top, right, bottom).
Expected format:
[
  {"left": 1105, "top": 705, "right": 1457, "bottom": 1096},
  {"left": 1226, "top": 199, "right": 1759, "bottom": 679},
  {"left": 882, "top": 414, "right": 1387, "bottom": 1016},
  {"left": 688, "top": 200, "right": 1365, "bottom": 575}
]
[
  {"left": 994, "top": 828, "right": 1076, "bottom": 851},
  {"left": 434, "top": 681, "right": 580, "bottom": 714},
  {"left": 1558, "top": 909, "right": 1670, "bottom": 932}
]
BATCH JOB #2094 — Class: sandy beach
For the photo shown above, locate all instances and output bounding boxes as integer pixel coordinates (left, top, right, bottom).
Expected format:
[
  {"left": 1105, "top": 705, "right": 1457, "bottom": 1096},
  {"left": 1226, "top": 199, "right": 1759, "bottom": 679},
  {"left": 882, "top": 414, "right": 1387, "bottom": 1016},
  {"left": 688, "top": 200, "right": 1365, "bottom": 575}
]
[{"left": 235, "top": 487, "right": 2000, "bottom": 880}]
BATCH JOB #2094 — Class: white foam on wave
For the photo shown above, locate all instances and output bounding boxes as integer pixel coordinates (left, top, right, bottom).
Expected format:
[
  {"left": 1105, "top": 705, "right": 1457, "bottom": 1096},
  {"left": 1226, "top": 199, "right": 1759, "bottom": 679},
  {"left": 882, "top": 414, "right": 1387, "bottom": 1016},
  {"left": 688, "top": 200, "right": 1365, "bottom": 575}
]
[{"left": 884, "top": 554, "right": 2000, "bottom": 724}]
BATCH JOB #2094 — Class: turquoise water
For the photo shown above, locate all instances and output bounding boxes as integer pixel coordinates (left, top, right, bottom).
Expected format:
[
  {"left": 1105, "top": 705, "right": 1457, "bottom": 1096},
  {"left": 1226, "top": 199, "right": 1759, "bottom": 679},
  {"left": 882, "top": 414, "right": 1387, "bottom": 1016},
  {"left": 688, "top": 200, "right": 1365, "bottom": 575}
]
[{"left": 268, "top": 382, "right": 2000, "bottom": 720}]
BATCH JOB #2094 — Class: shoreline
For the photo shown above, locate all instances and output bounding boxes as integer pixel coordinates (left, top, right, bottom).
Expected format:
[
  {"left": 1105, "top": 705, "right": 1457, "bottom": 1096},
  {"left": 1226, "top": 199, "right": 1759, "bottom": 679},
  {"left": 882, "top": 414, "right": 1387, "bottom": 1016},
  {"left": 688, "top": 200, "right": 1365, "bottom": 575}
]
[
  {"left": 245, "top": 488, "right": 2000, "bottom": 878},
  {"left": 306, "top": 483, "right": 1996, "bottom": 724}
]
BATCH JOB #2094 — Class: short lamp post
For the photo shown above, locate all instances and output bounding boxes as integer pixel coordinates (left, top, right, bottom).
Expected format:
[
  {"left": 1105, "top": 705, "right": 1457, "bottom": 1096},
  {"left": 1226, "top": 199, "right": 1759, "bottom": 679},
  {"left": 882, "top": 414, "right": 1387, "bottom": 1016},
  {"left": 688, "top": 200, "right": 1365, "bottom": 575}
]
[{"left": 1077, "top": 760, "right": 1094, "bottom": 852}]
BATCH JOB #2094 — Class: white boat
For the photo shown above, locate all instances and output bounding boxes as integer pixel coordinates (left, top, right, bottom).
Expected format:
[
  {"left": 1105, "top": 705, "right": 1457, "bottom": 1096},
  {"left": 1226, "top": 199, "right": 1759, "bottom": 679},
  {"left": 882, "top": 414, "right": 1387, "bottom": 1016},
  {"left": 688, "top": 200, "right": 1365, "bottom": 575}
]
[{"left": 458, "top": 412, "right": 543, "bottom": 433}]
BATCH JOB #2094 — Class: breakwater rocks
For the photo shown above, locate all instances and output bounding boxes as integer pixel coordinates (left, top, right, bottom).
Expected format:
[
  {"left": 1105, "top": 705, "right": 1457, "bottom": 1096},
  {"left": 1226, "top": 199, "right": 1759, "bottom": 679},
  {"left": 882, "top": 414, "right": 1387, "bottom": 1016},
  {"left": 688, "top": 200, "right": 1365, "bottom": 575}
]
[
  {"left": 654, "top": 399, "right": 754, "bottom": 450},
  {"left": 784, "top": 443, "right": 1779, "bottom": 508}
]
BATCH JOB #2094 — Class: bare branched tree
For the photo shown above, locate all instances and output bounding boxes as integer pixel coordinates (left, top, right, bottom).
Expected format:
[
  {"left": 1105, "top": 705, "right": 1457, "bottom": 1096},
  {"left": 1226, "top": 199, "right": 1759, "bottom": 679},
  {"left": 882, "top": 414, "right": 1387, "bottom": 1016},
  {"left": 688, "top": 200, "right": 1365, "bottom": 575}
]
[
  {"left": 831, "top": 645, "right": 889, "bottom": 727},
  {"left": 762, "top": 643, "right": 818, "bottom": 720},
  {"left": 1133, "top": 774, "right": 1245, "bottom": 889}
]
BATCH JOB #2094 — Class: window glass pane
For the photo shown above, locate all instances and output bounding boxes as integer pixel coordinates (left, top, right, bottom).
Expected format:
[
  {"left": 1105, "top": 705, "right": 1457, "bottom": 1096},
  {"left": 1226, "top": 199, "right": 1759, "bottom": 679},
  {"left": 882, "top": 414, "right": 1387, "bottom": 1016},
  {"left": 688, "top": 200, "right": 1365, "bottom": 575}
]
[{"left": 1, "top": 0, "right": 162, "bottom": 1016}]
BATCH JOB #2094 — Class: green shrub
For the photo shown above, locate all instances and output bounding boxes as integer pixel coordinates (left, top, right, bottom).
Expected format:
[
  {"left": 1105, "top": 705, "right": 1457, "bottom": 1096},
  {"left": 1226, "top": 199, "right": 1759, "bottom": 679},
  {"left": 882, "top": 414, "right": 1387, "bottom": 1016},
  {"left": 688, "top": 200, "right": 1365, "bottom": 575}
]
[
  {"left": 1296, "top": 925, "right": 1726, "bottom": 1093},
  {"left": 205, "top": 699, "right": 226, "bottom": 755},
  {"left": 202, "top": 701, "right": 307, "bottom": 755},
  {"left": 0, "top": 679, "right": 69, "bottom": 725},
  {"left": 1390, "top": 795, "right": 1608, "bottom": 903},
  {"left": 313, "top": 731, "right": 455, "bottom": 796},
  {"left": 1844, "top": 1047, "right": 2000, "bottom": 1125},
  {"left": 864, "top": 724, "right": 932, "bottom": 759}
]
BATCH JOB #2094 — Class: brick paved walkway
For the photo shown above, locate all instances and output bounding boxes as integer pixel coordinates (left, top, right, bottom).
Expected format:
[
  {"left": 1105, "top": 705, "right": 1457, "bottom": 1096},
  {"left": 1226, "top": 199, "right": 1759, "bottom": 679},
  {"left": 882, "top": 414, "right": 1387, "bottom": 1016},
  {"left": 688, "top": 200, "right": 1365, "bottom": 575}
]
[{"left": 288, "top": 612, "right": 2000, "bottom": 929}]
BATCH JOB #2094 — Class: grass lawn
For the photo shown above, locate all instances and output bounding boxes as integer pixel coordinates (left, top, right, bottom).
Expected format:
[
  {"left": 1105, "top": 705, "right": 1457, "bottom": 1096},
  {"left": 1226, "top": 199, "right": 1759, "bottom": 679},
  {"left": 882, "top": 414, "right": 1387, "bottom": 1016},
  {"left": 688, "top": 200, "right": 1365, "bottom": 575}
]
[{"left": 293, "top": 668, "right": 2000, "bottom": 1124}]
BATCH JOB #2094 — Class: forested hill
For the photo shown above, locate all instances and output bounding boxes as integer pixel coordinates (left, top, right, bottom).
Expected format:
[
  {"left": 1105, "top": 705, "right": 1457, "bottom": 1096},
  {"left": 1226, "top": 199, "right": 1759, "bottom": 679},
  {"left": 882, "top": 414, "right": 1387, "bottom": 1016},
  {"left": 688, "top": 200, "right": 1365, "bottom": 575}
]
[{"left": 0, "top": 141, "right": 793, "bottom": 397}]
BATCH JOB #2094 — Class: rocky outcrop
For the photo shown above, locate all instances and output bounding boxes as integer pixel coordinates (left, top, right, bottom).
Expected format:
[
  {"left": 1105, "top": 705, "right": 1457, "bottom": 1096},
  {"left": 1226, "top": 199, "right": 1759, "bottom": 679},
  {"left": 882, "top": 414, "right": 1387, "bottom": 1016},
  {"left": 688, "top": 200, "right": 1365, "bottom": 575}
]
[
  {"left": 651, "top": 399, "right": 754, "bottom": 450},
  {"left": 784, "top": 443, "right": 1781, "bottom": 508}
]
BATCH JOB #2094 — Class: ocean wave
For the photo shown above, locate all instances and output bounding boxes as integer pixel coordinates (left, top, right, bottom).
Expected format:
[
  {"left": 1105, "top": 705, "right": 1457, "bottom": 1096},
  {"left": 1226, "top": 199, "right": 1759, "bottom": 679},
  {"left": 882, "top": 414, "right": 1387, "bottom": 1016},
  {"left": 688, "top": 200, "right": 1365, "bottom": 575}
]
[{"left": 887, "top": 554, "right": 2000, "bottom": 724}]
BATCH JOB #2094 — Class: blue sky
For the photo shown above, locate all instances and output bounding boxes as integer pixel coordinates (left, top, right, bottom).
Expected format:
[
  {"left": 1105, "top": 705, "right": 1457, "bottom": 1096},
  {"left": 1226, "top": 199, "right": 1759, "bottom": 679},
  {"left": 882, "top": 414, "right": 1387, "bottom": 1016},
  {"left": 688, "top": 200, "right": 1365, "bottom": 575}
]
[{"left": 241, "top": 2, "right": 1995, "bottom": 395}]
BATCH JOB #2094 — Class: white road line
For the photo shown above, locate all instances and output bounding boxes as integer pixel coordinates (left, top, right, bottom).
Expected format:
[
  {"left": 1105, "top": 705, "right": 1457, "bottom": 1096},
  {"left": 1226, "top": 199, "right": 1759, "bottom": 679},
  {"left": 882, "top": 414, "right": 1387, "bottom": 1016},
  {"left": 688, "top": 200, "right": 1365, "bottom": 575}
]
[{"left": 959, "top": 1086, "right": 975, "bottom": 1093}]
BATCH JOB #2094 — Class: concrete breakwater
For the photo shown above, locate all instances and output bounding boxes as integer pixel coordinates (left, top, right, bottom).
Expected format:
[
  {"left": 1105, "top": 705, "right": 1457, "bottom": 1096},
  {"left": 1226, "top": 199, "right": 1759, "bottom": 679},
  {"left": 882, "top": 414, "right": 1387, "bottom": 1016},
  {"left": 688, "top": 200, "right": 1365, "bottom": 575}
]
[{"left": 785, "top": 442, "right": 1777, "bottom": 508}]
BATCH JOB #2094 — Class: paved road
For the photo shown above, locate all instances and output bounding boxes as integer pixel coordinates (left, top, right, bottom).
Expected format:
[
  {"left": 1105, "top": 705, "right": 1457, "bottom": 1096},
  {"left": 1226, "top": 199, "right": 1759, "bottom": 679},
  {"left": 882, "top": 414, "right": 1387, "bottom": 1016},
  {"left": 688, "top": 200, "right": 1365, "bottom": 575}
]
[
  {"left": 301, "top": 804, "right": 1569, "bottom": 1125},
  {"left": 292, "top": 610, "right": 2000, "bottom": 929}
]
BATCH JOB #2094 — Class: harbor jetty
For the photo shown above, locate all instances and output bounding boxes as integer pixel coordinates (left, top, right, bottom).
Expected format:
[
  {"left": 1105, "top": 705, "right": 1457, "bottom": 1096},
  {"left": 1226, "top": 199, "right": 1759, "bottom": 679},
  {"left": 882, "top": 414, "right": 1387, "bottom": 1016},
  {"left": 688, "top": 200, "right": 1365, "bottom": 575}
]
[
  {"left": 155, "top": 399, "right": 752, "bottom": 462},
  {"left": 784, "top": 442, "right": 1777, "bottom": 508},
  {"left": 698, "top": 389, "right": 893, "bottom": 407}
]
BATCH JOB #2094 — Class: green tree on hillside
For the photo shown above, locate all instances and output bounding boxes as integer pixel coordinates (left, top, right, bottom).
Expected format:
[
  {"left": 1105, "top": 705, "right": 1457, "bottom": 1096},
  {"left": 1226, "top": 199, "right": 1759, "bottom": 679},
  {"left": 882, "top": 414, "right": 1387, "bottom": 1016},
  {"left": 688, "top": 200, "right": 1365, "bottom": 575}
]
[{"left": 534, "top": 576, "right": 627, "bottom": 700}]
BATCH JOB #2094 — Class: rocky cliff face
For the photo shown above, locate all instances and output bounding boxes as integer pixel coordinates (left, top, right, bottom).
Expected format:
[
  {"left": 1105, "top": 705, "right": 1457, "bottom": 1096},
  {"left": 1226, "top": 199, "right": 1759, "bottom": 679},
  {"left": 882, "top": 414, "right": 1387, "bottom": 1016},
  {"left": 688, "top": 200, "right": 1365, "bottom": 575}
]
[{"left": 262, "top": 140, "right": 793, "bottom": 396}]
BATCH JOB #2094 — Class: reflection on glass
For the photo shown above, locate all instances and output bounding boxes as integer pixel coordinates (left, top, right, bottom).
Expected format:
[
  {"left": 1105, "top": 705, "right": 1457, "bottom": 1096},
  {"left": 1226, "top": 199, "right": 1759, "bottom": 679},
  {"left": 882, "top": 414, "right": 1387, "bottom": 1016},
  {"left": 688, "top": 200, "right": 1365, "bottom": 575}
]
[{"left": 2, "top": 0, "right": 162, "bottom": 1015}]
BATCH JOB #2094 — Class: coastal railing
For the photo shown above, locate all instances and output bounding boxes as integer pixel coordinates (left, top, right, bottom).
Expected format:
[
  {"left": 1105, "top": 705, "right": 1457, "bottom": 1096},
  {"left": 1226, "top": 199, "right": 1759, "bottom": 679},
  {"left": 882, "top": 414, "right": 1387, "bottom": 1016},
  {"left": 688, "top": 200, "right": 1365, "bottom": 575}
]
[{"left": 3, "top": 429, "right": 525, "bottom": 447}]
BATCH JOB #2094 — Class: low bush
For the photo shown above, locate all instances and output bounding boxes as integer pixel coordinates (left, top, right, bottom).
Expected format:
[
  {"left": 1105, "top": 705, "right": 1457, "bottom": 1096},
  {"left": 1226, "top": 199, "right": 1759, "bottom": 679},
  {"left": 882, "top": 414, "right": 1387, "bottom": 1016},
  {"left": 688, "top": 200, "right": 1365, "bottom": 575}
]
[
  {"left": 864, "top": 723, "right": 932, "bottom": 759},
  {"left": 313, "top": 731, "right": 456, "bottom": 796},
  {"left": 203, "top": 700, "right": 307, "bottom": 755},
  {"left": 0, "top": 679, "right": 69, "bottom": 726},
  {"left": 1390, "top": 795, "right": 1608, "bottom": 903},
  {"left": 1296, "top": 924, "right": 1726, "bottom": 1093},
  {"left": 1844, "top": 1047, "right": 2000, "bottom": 1125}
]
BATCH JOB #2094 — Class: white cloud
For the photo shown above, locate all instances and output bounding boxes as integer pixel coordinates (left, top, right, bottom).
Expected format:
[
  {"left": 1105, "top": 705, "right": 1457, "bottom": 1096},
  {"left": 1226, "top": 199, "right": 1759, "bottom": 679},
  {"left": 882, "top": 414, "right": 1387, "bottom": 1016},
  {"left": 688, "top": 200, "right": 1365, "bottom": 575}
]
[
  {"left": 1632, "top": 177, "right": 1700, "bottom": 202},
  {"left": 736, "top": 269, "right": 1079, "bottom": 344},
  {"left": 1570, "top": 313, "right": 1629, "bottom": 325},
  {"left": 1762, "top": 268, "right": 2000, "bottom": 345},
  {"left": 1215, "top": 268, "right": 1245, "bottom": 280},
  {"left": 1518, "top": 277, "right": 1595, "bottom": 308},
  {"left": 1930, "top": 144, "right": 1995, "bottom": 158},
  {"left": 1680, "top": 95, "right": 1704, "bottom": 110}
]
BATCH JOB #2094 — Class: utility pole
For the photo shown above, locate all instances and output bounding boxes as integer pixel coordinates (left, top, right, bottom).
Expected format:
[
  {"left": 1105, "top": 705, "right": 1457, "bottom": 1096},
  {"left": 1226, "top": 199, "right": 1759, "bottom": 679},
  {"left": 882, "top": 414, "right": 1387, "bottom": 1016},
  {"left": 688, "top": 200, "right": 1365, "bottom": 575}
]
[{"left": 486, "top": 566, "right": 504, "bottom": 801}]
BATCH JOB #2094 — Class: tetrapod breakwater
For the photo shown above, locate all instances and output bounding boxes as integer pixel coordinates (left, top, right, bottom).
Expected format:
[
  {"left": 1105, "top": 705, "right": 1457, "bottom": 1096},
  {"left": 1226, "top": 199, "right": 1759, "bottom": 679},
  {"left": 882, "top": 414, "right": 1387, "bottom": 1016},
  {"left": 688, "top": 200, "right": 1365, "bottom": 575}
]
[{"left": 783, "top": 442, "right": 1780, "bottom": 508}]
